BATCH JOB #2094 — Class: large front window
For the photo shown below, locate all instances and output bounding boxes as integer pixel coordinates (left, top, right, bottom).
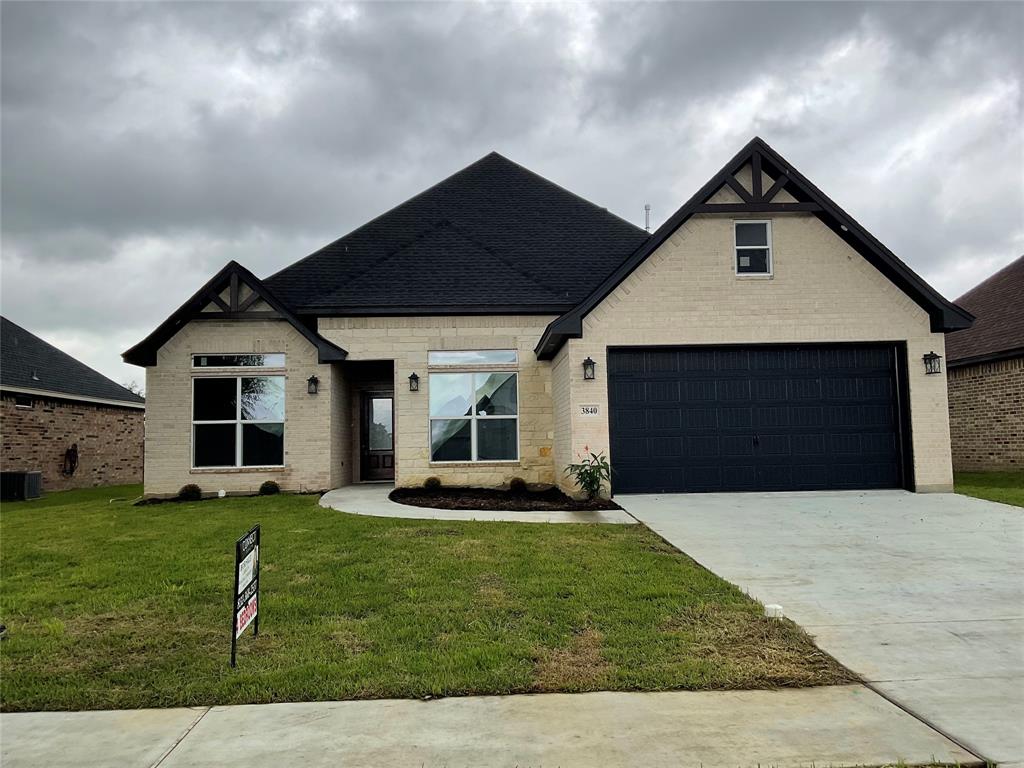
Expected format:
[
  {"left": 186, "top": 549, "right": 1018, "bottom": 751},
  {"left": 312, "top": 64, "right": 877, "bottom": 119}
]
[
  {"left": 192, "top": 376, "right": 285, "bottom": 467},
  {"left": 429, "top": 371, "right": 518, "bottom": 461}
]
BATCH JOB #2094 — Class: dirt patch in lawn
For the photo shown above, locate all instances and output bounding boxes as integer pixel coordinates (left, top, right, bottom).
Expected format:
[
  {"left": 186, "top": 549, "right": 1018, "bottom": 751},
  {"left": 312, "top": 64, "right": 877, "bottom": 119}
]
[
  {"left": 662, "top": 604, "right": 856, "bottom": 688},
  {"left": 532, "top": 628, "right": 612, "bottom": 692},
  {"left": 389, "top": 486, "right": 621, "bottom": 512}
]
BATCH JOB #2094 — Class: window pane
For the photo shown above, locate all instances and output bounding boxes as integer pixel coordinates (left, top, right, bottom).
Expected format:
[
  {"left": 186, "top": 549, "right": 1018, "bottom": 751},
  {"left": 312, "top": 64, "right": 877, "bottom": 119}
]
[
  {"left": 193, "top": 354, "right": 285, "bottom": 368},
  {"left": 428, "top": 350, "right": 518, "bottom": 365},
  {"left": 430, "top": 419, "right": 472, "bottom": 461},
  {"left": 241, "top": 377, "right": 285, "bottom": 421},
  {"left": 193, "top": 378, "right": 237, "bottom": 420},
  {"left": 429, "top": 373, "right": 473, "bottom": 417},
  {"left": 242, "top": 423, "right": 283, "bottom": 466},
  {"left": 369, "top": 398, "right": 393, "bottom": 450},
  {"left": 194, "top": 423, "right": 236, "bottom": 466},
  {"left": 737, "top": 248, "right": 770, "bottom": 274},
  {"left": 475, "top": 373, "right": 517, "bottom": 415},
  {"left": 477, "top": 419, "right": 518, "bottom": 460},
  {"left": 735, "top": 222, "right": 767, "bottom": 247}
]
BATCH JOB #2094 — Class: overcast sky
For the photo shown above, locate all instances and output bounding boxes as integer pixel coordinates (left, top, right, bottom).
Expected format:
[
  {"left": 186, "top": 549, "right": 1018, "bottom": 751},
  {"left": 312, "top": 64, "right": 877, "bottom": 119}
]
[{"left": 2, "top": 1, "right": 1021, "bottom": 389}]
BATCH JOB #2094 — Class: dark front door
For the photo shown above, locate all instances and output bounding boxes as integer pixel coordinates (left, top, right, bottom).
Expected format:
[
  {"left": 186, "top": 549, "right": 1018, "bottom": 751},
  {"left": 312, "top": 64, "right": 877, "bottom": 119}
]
[
  {"left": 608, "top": 344, "right": 908, "bottom": 494},
  {"left": 361, "top": 392, "right": 395, "bottom": 481}
]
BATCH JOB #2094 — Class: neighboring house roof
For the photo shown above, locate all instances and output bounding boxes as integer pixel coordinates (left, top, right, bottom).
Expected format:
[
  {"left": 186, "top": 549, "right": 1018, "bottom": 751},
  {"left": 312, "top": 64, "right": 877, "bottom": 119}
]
[
  {"left": 945, "top": 255, "right": 1024, "bottom": 367},
  {"left": 536, "top": 137, "right": 974, "bottom": 358},
  {"left": 2, "top": 317, "right": 145, "bottom": 407},
  {"left": 123, "top": 261, "right": 347, "bottom": 367},
  {"left": 264, "top": 152, "right": 650, "bottom": 314}
]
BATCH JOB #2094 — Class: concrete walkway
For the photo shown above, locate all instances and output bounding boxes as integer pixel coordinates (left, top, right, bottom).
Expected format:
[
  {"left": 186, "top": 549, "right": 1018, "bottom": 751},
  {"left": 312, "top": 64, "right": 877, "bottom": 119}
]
[
  {"left": 1, "top": 685, "right": 978, "bottom": 767},
  {"left": 319, "top": 483, "right": 636, "bottom": 524},
  {"left": 621, "top": 490, "right": 1024, "bottom": 765}
]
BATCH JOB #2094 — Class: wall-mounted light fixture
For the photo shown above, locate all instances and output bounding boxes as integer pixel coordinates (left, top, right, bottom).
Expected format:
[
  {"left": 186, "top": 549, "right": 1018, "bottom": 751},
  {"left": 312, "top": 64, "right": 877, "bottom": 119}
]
[
  {"left": 582, "top": 357, "right": 596, "bottom": 381},
  {"left": 307, "top": 375, "right": 319, "bottom": 395},
  {"left": 408, "top": 372, "right": 420, "bottom": 392},
  {"left": 922, "top": 351, "right": 942, "bottom": 375}
]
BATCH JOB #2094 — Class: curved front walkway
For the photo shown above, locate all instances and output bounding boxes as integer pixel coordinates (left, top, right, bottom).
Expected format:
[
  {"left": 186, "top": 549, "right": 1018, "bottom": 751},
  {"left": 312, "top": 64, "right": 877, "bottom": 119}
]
[{"left": 319, "top": 483, "right": 636, "bottom": 524}]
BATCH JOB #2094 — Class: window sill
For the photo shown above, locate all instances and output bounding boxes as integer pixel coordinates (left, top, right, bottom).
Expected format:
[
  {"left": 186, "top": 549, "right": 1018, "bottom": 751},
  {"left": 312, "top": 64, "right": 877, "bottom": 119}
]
[
  {"left": 190, "top": 466, "right": 286, "bottom": 474},
  {"left": 735, "top": 273, "right": 774, "bottom": 280},
  {"left": 429, "top": 461, "right": 521, "bottom": 468}
]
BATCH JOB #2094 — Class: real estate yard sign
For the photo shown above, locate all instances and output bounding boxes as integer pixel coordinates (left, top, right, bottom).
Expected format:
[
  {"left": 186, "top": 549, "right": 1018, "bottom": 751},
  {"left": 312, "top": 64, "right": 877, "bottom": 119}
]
[{"left": 231, "top": 524, "right": 260, "bottom": 667}]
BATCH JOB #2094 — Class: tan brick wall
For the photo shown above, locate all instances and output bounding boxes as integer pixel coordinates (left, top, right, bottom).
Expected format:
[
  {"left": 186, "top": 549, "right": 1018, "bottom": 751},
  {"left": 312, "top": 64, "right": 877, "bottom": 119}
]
[
  {"left": 1, "top": 393, "right": 143, "bottom": 491},
  {"left": 143, "top": 319, "right": 339, "bottom": 497},
  {"left": 560, "top": 213, "right": 954, "bottom": 494},
  {"left": 319, "top": 316, "right": 557, "bottom": 489},
  {"left": 947, "top": 356, "right": 1024, "bottom": 471}
]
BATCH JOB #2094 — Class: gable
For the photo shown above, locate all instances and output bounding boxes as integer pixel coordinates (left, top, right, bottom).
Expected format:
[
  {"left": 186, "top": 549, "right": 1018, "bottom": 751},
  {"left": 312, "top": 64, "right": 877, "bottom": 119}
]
[
  {"left": 123, "top": 261, "right": 346, "bottom": 367},
  {"left": 535, "top": 137, "right": 973, "bottom": 359}
]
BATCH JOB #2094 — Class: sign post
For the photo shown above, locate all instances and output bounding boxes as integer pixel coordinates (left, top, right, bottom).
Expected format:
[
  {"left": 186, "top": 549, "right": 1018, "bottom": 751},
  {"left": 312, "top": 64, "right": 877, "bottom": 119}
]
[{"left": 231, "top": 524, "right": 260, "bottom": 667}]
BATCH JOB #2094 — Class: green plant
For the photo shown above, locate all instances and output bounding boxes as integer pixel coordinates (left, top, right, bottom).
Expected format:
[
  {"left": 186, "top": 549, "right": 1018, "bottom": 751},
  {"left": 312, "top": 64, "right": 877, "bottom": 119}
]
[
  {"left": 423, "top": 477, "right": 442, "bottom": 491},
  {"left": 177, "top": 484, "right": 202, "bottom": 502},
  {"left": 259, "top": 481, "right": 280, "bottom": 496},
  {"left": 564, "top": 448, "right": 611, "bottom": 499}
]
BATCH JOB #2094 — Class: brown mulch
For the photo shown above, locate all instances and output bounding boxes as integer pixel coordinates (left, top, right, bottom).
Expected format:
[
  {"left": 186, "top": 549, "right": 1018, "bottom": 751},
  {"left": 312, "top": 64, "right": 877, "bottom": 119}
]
[{"left": 389, "top": 485, "right": 622, "bottom": 512}]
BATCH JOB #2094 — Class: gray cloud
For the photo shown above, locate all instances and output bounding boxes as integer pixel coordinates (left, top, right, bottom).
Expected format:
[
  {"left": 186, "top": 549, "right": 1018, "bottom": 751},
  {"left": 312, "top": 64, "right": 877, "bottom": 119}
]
[{"left": 2, "top": 1, "right": 1021, "bottom": 387}]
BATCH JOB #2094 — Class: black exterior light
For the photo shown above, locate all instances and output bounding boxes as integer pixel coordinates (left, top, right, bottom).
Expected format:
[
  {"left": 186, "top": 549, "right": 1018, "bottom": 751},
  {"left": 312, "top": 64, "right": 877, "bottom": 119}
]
[
  {"left": 307, "top": 375, "right": 319, "bottom": 395},
  {"left": 582, "top": 357, "right": 597, "bottom": 380},
  {"left": 409, "top": 372, "right": 420, "bottom": 392},
  {"left": 923, "top": 351, "right": 942, "bottom": 375}
]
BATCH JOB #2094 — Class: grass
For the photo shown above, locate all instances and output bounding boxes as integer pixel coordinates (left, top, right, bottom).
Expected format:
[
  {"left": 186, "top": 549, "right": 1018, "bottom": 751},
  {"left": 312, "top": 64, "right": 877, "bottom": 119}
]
[
  {"left": 954, "top": 471, "right": 1024, "bottom": 507},
  {"left": 0, "top": 486, "right": 850, "bottom": 712}
]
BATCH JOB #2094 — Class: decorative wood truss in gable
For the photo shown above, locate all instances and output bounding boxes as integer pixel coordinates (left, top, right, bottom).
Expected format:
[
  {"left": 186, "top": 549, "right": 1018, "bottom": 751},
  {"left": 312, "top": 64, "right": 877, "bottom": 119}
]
[
  {"left": 123, "top": 261, "right": 346, "bottom": 367},
  {"left": 695, "top": 147, "right": 822, "bottom": 215}
]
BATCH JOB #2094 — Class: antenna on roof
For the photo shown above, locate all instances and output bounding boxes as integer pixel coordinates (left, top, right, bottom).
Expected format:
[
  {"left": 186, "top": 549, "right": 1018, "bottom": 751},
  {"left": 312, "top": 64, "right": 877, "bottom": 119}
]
[{"left": 644, "top": 204, "right": 651, "bottom": 233}]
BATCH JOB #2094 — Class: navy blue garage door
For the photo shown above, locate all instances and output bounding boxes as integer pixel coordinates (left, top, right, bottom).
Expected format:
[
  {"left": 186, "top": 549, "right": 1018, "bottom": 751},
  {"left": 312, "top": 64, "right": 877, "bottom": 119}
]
[{"left": 607, "top": 345, "right": 907, "bottom": 493}]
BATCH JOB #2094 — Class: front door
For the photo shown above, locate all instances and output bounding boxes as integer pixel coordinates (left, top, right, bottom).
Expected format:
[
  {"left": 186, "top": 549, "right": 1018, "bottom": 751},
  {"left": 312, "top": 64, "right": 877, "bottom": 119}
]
[{"left": 360, "top": 392, "right": 395, "bottom": 481}]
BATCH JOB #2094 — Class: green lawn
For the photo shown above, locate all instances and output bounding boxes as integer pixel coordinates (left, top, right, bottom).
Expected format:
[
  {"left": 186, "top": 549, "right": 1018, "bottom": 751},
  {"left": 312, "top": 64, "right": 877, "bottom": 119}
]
[
  {"left": 0, "top": 486, "right": 849, "bottom": 712},
  {"left": 955, "top": 471, "right": 1024, "bottom": 507}
]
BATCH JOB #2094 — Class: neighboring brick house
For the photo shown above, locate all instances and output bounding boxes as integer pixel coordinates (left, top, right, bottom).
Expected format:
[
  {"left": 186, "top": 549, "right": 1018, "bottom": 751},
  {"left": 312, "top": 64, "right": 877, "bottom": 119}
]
[
  {"left": 125, "top": 137, "right": 973, "bottom": 498},
  {"left": 945, "top": 255, "right": 1024, "bottom": 471},
  {"left": 1, "top": 317, "right": 145, "bottom": 491}
]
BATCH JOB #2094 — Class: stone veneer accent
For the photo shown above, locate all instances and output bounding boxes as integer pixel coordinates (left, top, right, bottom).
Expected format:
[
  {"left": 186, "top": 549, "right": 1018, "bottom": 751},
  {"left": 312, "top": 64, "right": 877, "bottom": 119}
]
[
  {"left": 947, "top": 356, "right": 1024, "bottom": 471},
  {"left": 1, "top": 393, "right": 143, "bottom": 491}
]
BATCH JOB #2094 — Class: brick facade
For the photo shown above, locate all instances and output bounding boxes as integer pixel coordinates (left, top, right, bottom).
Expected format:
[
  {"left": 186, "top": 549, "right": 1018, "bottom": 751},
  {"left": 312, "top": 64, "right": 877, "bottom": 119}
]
[
  {"left": 0, "top": 393, "right": 144, "bottom": 491},
  {"left": 947, "top": 356, "right": 1024, "bottom": 471}
]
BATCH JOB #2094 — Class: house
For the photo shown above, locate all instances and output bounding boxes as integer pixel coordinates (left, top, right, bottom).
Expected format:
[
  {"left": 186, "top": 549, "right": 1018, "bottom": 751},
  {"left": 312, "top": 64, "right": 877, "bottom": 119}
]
[
  {"left": 2, "top": 316, "right": 145, "bottom": 491},
  {"left": 945, "top": 255, "right": 1023, "bottom": 471},
  {"left": 124, "top": 137, "right": 972, "bottom": 499}
]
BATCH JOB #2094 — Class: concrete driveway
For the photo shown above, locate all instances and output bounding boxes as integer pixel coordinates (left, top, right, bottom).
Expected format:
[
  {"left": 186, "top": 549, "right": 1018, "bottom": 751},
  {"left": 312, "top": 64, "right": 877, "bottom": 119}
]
[{"left": 621, "top": 490, "right": 1024, "bottom": 765}]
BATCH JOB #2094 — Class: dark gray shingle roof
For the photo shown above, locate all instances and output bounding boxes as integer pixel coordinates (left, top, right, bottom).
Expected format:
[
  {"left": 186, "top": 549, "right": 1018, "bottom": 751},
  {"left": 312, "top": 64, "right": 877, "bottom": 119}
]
[
  {"left": 2, "top": 317, "right": 144, "bottom": 404},
  {"left": 264, "top": 152, "right": 650, "bottom": 313},
  {"left": 946, "top": 255, "right": 1024, "bottom": 365}
]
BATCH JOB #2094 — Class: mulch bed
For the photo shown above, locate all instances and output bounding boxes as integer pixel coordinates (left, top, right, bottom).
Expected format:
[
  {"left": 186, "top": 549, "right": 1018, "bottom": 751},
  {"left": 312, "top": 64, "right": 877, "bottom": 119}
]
[{"left": 389, "top": 486, "right": 622, "bottom": 512}]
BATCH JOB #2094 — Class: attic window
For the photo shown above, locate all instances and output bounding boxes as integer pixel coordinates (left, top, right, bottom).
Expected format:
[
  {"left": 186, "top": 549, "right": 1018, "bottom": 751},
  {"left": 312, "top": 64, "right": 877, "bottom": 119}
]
[
  {"left": 735, "top": 221, "right": 772, "bottom": 276},
  {"left": 14, "top": 395, "right": 34, "bottom": 409}
]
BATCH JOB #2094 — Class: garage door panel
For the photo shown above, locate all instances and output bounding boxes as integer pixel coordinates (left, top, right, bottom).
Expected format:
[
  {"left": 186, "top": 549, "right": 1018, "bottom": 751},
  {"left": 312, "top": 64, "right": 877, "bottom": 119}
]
[{"left": 608, "top": 344, "right": 904, "bottom": 493}]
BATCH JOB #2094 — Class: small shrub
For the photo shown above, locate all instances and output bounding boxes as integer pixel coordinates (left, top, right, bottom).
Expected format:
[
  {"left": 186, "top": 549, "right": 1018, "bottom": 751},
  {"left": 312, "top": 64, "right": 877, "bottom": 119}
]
[
  {"left": 259, "top": 480, "right": 280, "bottom": 496},
  {"left": 423, "top": 477, "right": 442, "bottom": 491},
  {"left": 564, "top": 449, "right": 611, "bottom": 500},
  {"left": 177, "top": 484, "right": 202, "bottom": 502},
  {"left": 508, "top": 477, "right": 528, "bottom": 495}
]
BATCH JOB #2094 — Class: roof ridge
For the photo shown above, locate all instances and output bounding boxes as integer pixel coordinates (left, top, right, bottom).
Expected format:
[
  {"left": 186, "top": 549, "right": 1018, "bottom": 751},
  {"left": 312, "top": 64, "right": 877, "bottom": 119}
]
[
  {"left": 327, "top": 219, "right": 460, "bottom": 290},
  {"left": 442, "top": 218, "right": 568, "bottom": 302},
  {"left": 264, "top": 152, "right": 505, "bottom": 287},
  {"left": 954, "top": 254, "right": 1024, "bottom": 304}
]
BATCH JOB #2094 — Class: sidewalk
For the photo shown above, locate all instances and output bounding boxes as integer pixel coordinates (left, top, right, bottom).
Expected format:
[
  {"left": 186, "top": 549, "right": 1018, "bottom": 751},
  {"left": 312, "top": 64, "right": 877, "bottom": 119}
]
[
  {"left": 1, "top": 684, "right": 978, "bottom": 768},
  {"left": 319, "top": 483, "right": 637, "bottom": 524}
]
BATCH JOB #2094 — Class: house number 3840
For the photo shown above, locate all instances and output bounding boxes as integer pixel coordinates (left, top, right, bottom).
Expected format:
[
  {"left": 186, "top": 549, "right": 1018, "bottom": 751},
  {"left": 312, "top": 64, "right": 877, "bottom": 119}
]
[{"left": 579, "top": 405, "right": 600, "bottom": 417}]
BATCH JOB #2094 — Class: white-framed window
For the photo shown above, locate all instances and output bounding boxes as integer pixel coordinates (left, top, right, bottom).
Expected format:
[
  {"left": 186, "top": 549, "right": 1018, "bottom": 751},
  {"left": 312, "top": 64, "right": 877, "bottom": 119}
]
[
  {"left": 428, "top": 352, "right": 519, "bottom": 462},
  {"left": 192, "top": 376, "right": 285, "bottom": 468},
  {"left": 734, "top": 220, "right": 772, "bottom": 276}
]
